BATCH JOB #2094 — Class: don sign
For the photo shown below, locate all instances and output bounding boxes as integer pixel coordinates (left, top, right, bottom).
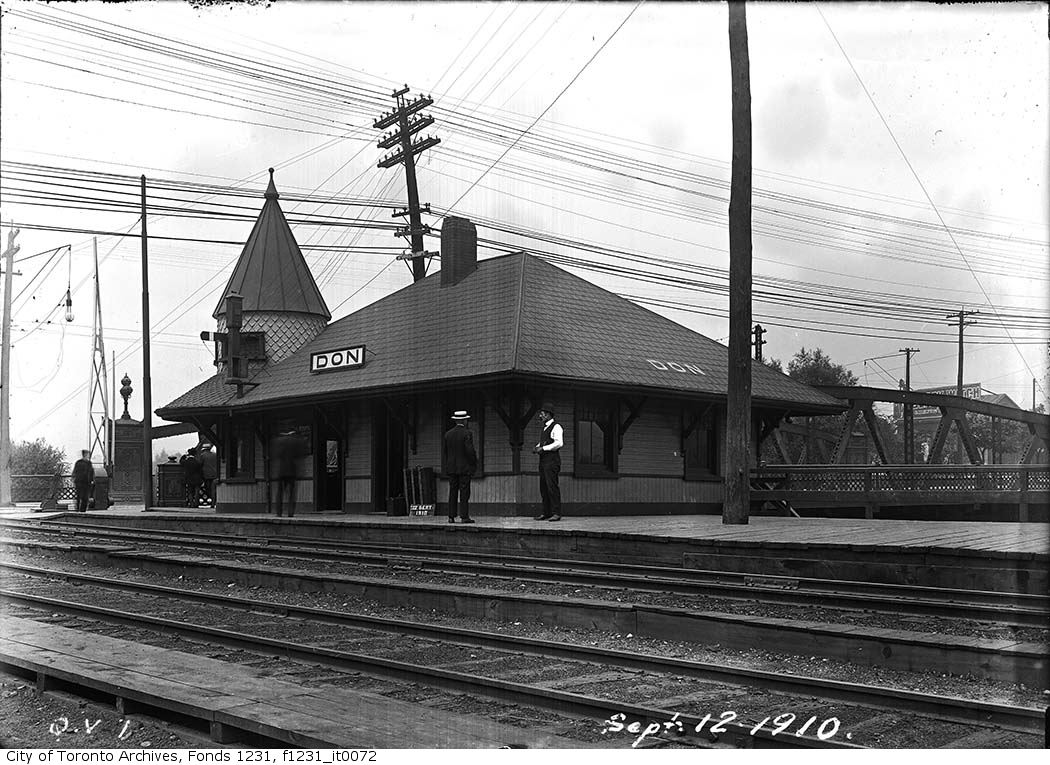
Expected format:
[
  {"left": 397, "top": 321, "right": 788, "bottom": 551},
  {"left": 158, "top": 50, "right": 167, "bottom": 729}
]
[{"left": 310, "top": 345, "right": 366, "bottom": 373}]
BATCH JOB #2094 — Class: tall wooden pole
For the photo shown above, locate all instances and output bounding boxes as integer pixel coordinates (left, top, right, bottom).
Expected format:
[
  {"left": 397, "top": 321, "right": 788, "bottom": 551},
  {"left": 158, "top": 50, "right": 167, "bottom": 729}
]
[
  {"left": 724, "top": 1, "right": 752, "bottom": 524},
  {"left": 899, "top": 347, "right": 919, "bottom": 463},
  {"left": 0, "top": 225, "right": 20, "bottom": 508},
  {"left": 140, "top": 176, "right": 153, "bottom": 510},
  {"left": 398, "top": 104, "right": 427, "bottom": 282},
  {"left": 947, "top": 309, "right": 978, "bottom": 399}
]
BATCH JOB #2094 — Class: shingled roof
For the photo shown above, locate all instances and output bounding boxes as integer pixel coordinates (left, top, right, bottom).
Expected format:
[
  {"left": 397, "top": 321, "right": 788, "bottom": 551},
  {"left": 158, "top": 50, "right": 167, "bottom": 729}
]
[
  {"left": 160, "top": 252, "right": 842, "bottom": 416},
  {"left": 212, "top": 169, "right": 331, "bottom": 320}
]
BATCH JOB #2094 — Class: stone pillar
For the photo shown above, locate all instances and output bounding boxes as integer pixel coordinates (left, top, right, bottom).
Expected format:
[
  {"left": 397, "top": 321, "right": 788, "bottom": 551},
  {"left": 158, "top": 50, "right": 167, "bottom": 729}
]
[
  {"left": 110, "top": 418, "right": 144, "bottom": 503},
  {"left": 109, "top": 374, "right": 145, "bottom": 503}
]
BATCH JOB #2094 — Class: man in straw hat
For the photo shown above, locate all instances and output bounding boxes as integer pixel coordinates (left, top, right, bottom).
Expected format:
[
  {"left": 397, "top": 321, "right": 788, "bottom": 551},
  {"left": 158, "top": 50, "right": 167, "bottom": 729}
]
[
  {"left": 444, "top": 410, "right": 478, "bottom": 523},
  {"left": 532, "top": 403, "right": 563, "bottom": 521}
]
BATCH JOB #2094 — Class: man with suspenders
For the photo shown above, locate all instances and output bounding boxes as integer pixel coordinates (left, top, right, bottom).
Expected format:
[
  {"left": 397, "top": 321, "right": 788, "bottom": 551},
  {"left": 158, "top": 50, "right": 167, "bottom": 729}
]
[{"left": 533, "top": 403, "right": 563, "bottom": 521}]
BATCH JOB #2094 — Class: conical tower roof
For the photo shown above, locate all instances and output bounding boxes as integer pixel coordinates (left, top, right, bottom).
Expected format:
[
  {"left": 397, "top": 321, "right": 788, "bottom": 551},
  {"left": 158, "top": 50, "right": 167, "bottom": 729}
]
[{"left": 212, "top": 169, "right": 331, "bottom": 320}]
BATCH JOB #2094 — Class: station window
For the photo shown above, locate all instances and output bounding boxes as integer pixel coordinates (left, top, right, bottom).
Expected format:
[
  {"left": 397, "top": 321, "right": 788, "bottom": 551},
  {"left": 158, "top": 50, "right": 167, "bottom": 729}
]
[
  {"left": 228, "top": 423, "right": 256, "bottom": 479},
  {"left": 575, "top": 401, "right": 618, "bottom": 477},
  {"left": 684, "top": 419, "right": 719, "bottom": 480}
]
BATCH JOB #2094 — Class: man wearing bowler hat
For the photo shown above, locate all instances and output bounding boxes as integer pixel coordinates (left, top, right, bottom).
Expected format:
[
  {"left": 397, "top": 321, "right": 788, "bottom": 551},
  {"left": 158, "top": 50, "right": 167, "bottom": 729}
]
[
  {"left": 533, "top": 403, "right": 563, "bottom": 521},
  {"left": 444, "top": 410, "right": 477, "bottom": 523}
]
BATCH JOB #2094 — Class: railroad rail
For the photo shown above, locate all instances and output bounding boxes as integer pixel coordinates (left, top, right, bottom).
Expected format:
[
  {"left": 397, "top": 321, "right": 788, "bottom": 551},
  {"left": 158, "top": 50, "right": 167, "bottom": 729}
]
[
  {"left": 1, "top": 584, "right": 857, "bottom": 749},
  {"left": 3, "top": 518, "right": 1046, "bottom": 627},
  {"left": 3, "top": 567, "right": 1042, "bottom": 747},
  {"left": 2, "top": 535, "right": 1045, "bottom": 686},
  {"left": 1, "top": 561, "right": 1039, "bottom": 734}
]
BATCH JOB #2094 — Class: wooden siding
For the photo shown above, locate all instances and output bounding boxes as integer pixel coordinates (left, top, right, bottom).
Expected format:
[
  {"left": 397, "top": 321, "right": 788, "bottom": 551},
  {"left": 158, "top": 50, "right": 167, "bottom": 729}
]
[
  {"left": 346, "top": 409, "right": 371, "bottom": 475},
  {"left": 215, "top": 480, "right": 266, "bottom": 505},
  {"left": 619, "top": 399, "right": 687, "bottom": 476},
  {"left": 559, "top": 474, "right": 723, "bottom": 504},
  {"left": 484, "top": 401, "right": 513, "bottom": 473},
  {"left": 434, "top": 472, "right": 724, "bottom": 507},
  {"left": 345, "top": 477, "right": 370, "bottom": 504},
  {"left": 435, "top": 474, "right": 521, "bottom": 504},
  {"left": 409, "top": 393, "right": 443, "bottom": 469}
]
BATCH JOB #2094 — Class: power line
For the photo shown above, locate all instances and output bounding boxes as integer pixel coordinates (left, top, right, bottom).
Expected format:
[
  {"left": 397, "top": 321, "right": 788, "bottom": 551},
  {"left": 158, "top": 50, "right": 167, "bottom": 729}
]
[
  {"left": 815, "top": 3, "right": 1046, "bottom": 399},
  {"left": 446, "top": 1, "right": 643, "bottom": 212}
]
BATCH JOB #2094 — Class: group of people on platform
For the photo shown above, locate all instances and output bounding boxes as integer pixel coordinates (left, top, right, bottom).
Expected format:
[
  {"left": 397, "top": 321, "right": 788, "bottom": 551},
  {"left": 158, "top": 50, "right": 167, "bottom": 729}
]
[
  {"left": 157, "top": 406, "right": 561, "bottom": 521},
  {"left": 443, "top": 402, "right": 563, "bottom": 524},
  {"left": 177, "top": 444, "right": 218, "bottom": 508}
]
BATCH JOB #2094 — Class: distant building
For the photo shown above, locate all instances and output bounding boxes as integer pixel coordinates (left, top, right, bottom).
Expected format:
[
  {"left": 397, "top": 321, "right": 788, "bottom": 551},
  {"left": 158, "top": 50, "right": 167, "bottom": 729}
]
[{"left": 157, "top": 174, "right": 843, "bottom": 516}]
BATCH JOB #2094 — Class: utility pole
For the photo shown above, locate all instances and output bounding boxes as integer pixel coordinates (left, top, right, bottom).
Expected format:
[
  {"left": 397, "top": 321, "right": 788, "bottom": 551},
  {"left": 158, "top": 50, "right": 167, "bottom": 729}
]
[
  {"left": 946, "top": 309, "right": 978, "bottom": 398},
  {"left": 1, "top": 224, "right": 21, "bottom": 508},
  {"left": 140, "top": 177, "right": 153, "bottom": 511},
  {"left": 752, "top": 323, "right": 766, "bottom": 361},
  {"left": 87, "top": 239, "right": 110, "bottom": 471},
  {"left": 374, "top": 86, "right": 441, "bottom": 282},
  {"left": 898, "top": 347, "right": 919, "bottom": 463},
  {"left": 724, "top": 1, "right": 752, "bottom": 525}
]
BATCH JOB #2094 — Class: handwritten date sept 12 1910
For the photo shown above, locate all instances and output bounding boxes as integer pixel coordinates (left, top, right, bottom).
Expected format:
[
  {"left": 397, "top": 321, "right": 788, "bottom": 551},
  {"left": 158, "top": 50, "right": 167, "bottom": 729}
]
[{"left": 602, "top": 710, "right": 846, "bottom": 747}]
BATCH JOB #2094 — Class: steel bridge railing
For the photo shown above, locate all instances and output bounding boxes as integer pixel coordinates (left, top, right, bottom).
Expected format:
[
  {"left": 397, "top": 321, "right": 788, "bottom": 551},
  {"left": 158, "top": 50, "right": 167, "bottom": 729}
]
[{"left": 751, "top": 464, "right": 1048, "bottom": 496}]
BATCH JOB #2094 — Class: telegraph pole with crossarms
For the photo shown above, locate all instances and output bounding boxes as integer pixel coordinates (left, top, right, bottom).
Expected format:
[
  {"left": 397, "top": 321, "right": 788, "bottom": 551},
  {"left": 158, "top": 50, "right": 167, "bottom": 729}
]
[{"left": 375, "top": 87, "right": 441, "bottom": 282}]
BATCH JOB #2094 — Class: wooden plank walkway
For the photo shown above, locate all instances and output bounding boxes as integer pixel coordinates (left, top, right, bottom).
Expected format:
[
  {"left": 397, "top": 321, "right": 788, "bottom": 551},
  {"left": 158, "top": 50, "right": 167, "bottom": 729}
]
[
  {"left": 0, "top": 616, "right": 590, "bottom": 749},
  {"left": 17, "top": 507, "right": 1050, "bottom": 557},
  {"left": 301, "top": 514, "right": 1047, "bottom": 557}
]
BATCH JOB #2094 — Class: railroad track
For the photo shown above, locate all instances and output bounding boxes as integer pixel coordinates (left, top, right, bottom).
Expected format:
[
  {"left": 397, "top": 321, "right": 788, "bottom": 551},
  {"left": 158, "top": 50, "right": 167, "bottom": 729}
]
[
  {"left": 3, "top": 518, "right": 1045, "bottom": 627},
  {"left": 2, "top": 568, "right": 1041, "bottom": 748},
  {"left": 3, "top": 536, "right": 1045, "bottom": 686}
]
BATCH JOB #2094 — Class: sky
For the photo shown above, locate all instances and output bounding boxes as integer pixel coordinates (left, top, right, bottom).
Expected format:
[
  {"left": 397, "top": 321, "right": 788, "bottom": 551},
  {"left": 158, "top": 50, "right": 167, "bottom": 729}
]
[{"left": 1, "top": 0, "right": 1047, "bottom": 466}]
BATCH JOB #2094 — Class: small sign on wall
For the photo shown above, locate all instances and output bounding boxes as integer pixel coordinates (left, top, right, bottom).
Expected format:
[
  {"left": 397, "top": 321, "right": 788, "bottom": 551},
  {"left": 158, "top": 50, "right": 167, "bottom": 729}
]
[{"left": 310, "top": 345, "right": 366, "bottom": 373}]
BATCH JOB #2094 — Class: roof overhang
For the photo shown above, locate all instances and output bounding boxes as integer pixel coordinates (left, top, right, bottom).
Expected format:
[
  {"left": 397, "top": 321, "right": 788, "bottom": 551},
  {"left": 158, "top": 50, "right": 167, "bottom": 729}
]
[{"left": 158, "top": 371, "right": 846, "bottom": 420}]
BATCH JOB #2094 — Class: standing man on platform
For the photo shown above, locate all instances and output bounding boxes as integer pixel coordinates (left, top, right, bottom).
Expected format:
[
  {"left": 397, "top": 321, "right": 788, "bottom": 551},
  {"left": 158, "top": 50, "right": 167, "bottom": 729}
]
[
  {"left": 199, "top": 443, "right": 218, "bottom": 507},
  {"left": 72, "top": 450, "right": 94, "bottom": 513},
  {"left": 444, "top": 410, "right": 477, "bottom": 524},
  {"left": 273, "top": 430, "right": 304, "bottom": 518},
  {"left": 533, "top": 403, "right": 563, "bottom": 521},
  {"left": 181, "top": 447, "right": 204, "bottom": 508}
]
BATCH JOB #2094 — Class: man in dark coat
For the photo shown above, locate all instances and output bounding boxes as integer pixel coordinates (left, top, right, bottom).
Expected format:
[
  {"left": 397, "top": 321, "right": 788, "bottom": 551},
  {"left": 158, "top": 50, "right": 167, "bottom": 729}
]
[
  {"left": 72, "top": 450, "right": 94, "bottom": 513},
  {"left": 443, "top": 410, "right": 477, "bottom": 523},
  {"left": 180, "top": 447, "right": 203, "bottom": 508},
  {"left": 198, "top": 444, "right": 218, "bottom": 507},
  {"left": 272, "top": 430, "right": 305, "bottom": 518},
  {"left": 533, "top": 403, "right": 563, "bottom": 521}
]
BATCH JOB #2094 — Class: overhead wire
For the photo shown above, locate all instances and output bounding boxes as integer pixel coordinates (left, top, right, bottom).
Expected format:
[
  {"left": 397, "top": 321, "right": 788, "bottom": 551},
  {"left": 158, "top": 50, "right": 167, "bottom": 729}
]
[{"left": 816, "top": 4, "right": 1044, "bottom": 396}]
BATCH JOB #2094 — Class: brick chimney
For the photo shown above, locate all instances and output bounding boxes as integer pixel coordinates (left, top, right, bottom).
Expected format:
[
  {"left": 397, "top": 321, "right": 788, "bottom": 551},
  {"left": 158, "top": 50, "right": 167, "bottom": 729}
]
[{"left": 440, "top": 216, "right": 477, "bottom": 287}]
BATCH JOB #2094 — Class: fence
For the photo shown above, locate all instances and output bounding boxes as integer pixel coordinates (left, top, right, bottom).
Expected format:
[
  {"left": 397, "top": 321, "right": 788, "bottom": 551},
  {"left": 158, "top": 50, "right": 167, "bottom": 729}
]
[
  {"left": 751, "top": 464, "right": 1048, "bottom": 520},
  {"left": 752, "top": 465, "right": 1047, "bottom": 494},
  {"left": 11, "top": 474, "right": 75, "bottom": 503}
]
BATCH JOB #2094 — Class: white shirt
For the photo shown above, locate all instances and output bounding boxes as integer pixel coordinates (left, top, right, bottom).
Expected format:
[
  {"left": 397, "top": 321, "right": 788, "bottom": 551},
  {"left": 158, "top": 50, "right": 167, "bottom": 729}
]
[{"left": 537, "top": 421, "right": 564, "bottom": 452}]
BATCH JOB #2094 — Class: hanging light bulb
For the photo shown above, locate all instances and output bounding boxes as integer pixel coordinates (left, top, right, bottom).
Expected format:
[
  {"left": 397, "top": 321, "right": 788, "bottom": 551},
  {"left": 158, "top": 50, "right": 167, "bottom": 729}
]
[{"left": 63, "top": 244, "right": 75, "bottom": 322}]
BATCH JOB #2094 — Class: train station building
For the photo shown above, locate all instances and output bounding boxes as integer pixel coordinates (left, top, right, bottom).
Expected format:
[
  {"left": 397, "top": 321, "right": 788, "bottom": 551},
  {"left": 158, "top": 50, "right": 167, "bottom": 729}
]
[{"left": 157, "top": 174, "right": 844, "bottom": 516}]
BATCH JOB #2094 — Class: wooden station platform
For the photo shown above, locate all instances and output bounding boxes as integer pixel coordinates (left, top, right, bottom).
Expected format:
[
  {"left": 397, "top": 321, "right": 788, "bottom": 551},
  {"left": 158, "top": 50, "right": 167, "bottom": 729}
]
[
  {"left": 0, "top": 615, "right": 589, "bottom": 749},
  {"left": 30, "top": 506, "right": 1047, "bottom": 555},
  {"left": 11, "top": 507, "right": 1050, "bottom": 593}
]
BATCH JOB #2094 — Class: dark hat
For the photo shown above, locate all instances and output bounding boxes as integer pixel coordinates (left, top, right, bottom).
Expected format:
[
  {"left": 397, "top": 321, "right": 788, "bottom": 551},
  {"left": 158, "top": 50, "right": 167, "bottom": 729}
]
[
  {"left": 538, "top": 402, "right": 555, "bottom": 415},
  {"left": 451, "top": 410, "right": 470, "bottom": 420}
]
